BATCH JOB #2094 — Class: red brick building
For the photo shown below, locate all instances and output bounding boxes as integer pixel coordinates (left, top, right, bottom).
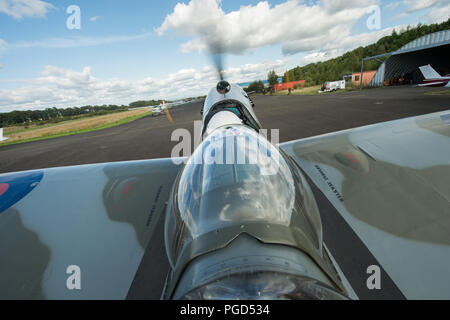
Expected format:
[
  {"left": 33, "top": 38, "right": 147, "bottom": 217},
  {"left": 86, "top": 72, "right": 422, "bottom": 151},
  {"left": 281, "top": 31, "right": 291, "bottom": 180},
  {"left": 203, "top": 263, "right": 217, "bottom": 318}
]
[{"left": 273, "top": 80, "right": 305, "bottom": 92}]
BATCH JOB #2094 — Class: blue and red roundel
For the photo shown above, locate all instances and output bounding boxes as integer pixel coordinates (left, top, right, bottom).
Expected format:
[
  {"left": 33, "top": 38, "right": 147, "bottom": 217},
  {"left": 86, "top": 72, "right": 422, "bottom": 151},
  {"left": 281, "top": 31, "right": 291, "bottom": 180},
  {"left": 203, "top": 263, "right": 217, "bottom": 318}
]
[{"left": 0, "top": 171, "right": 44, "bottom": 214}]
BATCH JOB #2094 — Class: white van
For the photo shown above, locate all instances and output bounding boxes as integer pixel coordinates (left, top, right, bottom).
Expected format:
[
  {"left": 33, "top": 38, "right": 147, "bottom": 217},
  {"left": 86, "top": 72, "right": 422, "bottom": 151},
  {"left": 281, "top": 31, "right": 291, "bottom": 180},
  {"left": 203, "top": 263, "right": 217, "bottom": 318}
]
[{"left": 318, "top": 80, "right": 346, "bottom": 93}]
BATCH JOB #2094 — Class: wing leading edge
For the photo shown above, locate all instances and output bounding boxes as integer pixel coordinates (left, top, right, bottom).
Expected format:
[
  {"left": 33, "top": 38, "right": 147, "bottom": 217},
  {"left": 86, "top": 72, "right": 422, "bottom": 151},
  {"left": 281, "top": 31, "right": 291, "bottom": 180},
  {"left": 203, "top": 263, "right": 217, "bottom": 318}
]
[
  {"left": 280, "top": 110, "right": 450, "bottom": 299},
  {"left": 0, "top": 158, "right": 183, "bottom": 299}
]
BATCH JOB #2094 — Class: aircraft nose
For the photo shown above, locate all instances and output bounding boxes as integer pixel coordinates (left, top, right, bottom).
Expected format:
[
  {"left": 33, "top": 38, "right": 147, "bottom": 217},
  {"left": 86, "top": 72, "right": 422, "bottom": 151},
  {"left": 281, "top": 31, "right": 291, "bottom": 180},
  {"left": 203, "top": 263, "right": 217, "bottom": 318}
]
[{"left": 217, "top": 80, "right": 231, "bottom": 94}]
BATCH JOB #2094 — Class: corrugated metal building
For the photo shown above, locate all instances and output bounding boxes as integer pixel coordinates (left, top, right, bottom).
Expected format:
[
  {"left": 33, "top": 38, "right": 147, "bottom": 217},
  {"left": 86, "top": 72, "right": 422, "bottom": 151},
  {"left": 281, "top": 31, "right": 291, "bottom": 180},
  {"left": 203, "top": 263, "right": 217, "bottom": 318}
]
[
  {"left": 352, "top": 71, "right": 377, "bottom": 86},
  {"left": 370, "top": 29, "right": 450, "bottom": 86}
]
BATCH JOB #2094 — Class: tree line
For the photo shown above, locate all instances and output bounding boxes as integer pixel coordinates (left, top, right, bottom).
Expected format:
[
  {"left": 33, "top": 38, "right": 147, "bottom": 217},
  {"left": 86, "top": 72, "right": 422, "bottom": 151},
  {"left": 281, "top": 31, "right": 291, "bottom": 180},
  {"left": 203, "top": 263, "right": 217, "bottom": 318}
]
[
  {"left": 0, "top": 99, "right": 164, "bottom": 126},
  {"left": 129, "top": 100, "right": 163, "bottom": 108},
  {"left": 280, "top": 18, "right": 450, "bottom": 86},
  {"left": 244, "top": 81, "right": 266, "bottom": 93}
]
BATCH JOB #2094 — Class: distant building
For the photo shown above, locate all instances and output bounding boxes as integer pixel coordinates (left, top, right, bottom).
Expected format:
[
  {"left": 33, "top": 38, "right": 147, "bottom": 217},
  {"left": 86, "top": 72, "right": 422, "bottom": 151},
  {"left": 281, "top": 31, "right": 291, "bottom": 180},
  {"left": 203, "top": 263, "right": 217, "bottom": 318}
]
[
  {"left": 273, "top": 80, "right": 305, "bottom": 92},
  {"left": 352, "top": 71, "right": 377, "bottom": 86},
  {"left": 369, "top": 29, "right": 450, "bottom": 86}
]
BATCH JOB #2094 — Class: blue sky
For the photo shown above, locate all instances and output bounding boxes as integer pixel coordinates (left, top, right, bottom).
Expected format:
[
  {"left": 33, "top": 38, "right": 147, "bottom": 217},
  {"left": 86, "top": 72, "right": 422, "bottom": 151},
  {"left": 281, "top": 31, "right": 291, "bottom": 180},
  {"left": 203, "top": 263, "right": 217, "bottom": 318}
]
[{"left": 0, "top": 0, "right": 448, "bottom": 111}]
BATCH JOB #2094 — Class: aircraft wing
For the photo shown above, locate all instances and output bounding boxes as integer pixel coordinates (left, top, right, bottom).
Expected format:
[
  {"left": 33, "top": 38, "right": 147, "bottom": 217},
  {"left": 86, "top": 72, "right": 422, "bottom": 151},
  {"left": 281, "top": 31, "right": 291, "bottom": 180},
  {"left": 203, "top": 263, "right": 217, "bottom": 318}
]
[
  {"left": 416, "top": 81, "right": 445, "bottom": 87},
  {"left": 279, "top": 110, "right": 450, "bottom": 299},
  {"left": 0, "top": 158, "right": 183, "bottom": 300}
]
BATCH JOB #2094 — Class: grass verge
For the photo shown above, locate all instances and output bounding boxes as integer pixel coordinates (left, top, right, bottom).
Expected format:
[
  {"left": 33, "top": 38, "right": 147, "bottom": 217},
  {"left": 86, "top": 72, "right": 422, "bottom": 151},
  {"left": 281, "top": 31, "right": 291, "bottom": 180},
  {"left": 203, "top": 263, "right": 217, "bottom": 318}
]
[
  {"left": 425, "top": 90, "right": 450, "bottom": 95},
  {"left": 0, "top": 110, "right": 152, "bottom": 148}
]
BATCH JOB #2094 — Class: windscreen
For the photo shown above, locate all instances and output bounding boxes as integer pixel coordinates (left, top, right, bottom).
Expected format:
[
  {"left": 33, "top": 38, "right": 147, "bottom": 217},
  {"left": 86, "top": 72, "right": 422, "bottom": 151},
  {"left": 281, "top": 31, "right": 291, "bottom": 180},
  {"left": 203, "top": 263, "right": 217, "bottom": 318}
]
[{"left": 165, "top": 125, "right": 296, "bottom": 268}]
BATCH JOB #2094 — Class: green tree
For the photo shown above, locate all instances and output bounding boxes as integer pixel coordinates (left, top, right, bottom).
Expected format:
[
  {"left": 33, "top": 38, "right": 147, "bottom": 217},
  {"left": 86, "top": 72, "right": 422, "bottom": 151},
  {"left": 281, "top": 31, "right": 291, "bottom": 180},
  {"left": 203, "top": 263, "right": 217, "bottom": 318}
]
[
  {"left": 247, "top": 80, "right": 265, "bottom": 93},
  {"left": 268, "top": 70, "right": 278, "bottom": 86},
  {"left": 280, "top": 18, "right": 450, "bottom": 87}
]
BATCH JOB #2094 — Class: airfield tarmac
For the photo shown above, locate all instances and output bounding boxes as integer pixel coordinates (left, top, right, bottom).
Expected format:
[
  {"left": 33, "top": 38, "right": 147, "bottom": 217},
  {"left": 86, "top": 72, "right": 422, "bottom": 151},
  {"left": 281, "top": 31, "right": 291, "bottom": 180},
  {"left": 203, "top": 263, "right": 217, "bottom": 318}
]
[
  {"left": 1, "top": 86, "right": 449, "bottom": 175},
  {"left": 1, "top": 86, "right": 449, "bottom": 300}
]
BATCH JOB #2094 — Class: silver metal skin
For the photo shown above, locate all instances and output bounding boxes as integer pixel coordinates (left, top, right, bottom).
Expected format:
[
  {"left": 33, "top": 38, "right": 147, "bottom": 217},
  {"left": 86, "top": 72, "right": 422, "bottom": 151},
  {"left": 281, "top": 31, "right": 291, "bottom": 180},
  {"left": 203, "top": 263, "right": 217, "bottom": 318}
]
[
  {"left": 280, "top": 110, "right": 450, "bottom": 299},
  {"left": 0, "top": 159, "right": 183, "bottom": 299},
  {"left": 172, "top": 234, "right": 347, "bottom": 300},
  {"left": 1, "top": 78, "right": 448, "bottom": 299},
  {"left": 162, "top": 83, "right": 349, "bottom": 300},
  {"left": 202, "top": 83, "right": 262, "bottom": 136}
]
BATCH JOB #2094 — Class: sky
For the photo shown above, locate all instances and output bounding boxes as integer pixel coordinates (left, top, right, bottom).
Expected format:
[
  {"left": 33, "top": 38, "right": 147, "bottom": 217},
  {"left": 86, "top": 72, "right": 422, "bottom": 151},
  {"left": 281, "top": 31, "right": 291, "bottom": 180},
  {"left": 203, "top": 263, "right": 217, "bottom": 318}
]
[{"left": 0, "top": 0, "right": 449, "bottom": 112}]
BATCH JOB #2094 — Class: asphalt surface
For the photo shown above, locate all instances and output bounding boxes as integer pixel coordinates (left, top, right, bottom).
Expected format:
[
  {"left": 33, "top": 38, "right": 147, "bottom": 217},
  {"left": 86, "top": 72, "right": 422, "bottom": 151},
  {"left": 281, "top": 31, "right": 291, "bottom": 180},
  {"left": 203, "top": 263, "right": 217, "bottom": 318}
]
[
  {"left": 1, "top": 85, "right": 449, "bottom": 300},
  {"left": 1, "top": 86, "right": 449, "bottom": 174}
]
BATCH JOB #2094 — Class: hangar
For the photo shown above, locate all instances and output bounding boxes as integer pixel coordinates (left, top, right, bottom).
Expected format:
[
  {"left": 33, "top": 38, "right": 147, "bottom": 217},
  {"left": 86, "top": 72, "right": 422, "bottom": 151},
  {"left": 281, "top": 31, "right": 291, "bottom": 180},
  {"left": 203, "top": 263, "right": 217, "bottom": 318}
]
[{"left": 366, "top": 29, "right": 450, "bottom": 86}]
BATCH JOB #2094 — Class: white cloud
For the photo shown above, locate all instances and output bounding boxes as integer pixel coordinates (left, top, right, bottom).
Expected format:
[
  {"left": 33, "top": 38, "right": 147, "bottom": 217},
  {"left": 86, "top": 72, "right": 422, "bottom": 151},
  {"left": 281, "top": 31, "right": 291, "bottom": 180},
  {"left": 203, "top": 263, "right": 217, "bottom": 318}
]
[
  {"left": 89, "top": 16, "right": 100, "bottom": 22},
  {"left": 302, "top": 51, "right": 340, "bottom": 64},
  {"left": 36, "top": 66, "right": 96, "bottom": 89},
  {"left": 0, "top": 38, "right": 6, "bottom": 69},
  {"left": 157, "top": 0, "right": 223, "bottom": 37},
  {"left": 322, "top": 0, "right": 377, "bottom": 13},
  {"left": 421, "top": 2, "right": 450, "bottom": 23},
  {"left": 404, "top": 0, "right": 449, "bottom": 13},
  {"left": 298, "top": 24, "right": 407, "bottom": 64},
  {"left": 0, "top": 0, "right": 54, "bottom": 20},
  {"left": 300, "top": 23, "right": 412, "bottom": 65},
  {"left": 157, "top": 0, "right": 382, "bottom": 56},
  {"left": 11, "top": 33, "right": 152, "bottom": 49},
  {"left": 384, "top": 1, "right": 401, "bottom": 10},
  {"left": 400, "top": 0, "right": 450, "bottom": 23},
  {"left": 0, "top": 60, "right": 287, "bottom": 112}
]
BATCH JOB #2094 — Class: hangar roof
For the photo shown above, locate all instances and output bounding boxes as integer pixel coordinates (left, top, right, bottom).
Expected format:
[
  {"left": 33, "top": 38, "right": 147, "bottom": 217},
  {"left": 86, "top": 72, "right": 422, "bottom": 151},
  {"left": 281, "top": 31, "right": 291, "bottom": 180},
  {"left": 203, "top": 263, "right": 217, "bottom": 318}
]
[
  {"left": 392, "top": 29, "right": 450, "bottom": 56},
  {"left": 369, "top": 29, "right": 450, "bottom": 86}
]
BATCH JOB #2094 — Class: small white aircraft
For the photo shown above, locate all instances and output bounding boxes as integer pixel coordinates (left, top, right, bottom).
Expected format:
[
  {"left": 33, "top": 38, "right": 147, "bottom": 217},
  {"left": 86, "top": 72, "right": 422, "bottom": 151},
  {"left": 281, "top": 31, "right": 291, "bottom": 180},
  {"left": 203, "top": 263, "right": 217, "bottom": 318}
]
[
  {"left": 151, "top": 105, "right": 165, "bottom": 117},
  {"left": 418, "top": 64, "right": 450, "bottom": 87}
]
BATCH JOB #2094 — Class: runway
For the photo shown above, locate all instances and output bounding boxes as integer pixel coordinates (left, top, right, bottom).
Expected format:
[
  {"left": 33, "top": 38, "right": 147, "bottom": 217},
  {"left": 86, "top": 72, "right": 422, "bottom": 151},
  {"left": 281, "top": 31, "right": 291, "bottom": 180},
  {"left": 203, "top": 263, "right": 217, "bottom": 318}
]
[
  {"left": 1, "top": 85, "right": 449, "bottom": 300},
  {"left": 1, "top": 86, "right": 448, "bottom": 174}
]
